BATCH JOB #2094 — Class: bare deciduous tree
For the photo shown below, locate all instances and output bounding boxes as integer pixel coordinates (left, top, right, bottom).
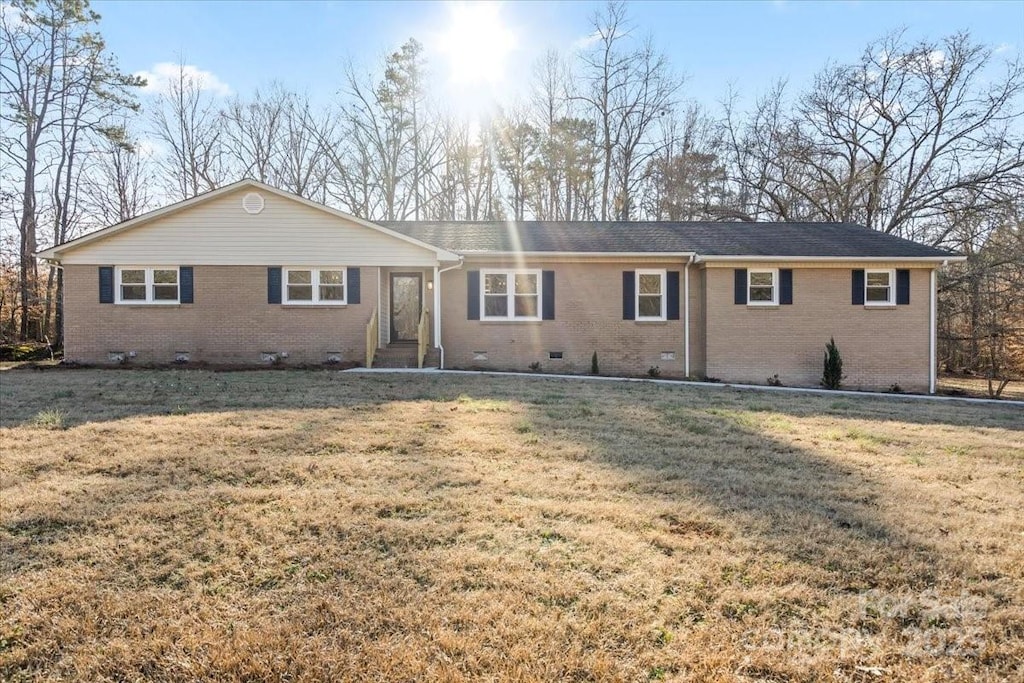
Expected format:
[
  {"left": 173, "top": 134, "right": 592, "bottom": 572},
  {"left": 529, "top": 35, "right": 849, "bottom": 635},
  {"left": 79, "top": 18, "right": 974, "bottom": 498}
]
[
  {"left": 722, "top": 32, "right": 1024, "bottom": 242},
  {"left": 221, "top": 85, "right": 286, "bottom": 184},
  {"left": 576, "top": 1, "right": 680, "bottom": 220},
  {"left": 83, "top": 122, "right": 154, "bottom": 225},
  {"left": 2, "top": 0, "right": 141, "bottom": 341},
  {"left": 150, "top": 60, "right": 228, "bottom": 200}
]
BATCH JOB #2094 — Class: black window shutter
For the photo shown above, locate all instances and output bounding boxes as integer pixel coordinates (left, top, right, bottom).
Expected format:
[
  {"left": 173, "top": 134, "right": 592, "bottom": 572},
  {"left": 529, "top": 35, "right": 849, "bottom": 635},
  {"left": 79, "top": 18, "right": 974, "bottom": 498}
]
[
  {"left": 348, "top": 267, "right": 360, "bottom": 304},
  {"left": 896, "top": 269, "right": 910, "bottom": 305},
  {"left": 852, "top": 269, "right": 865, "bottom": 305},
  {"left": 734, "top": 269, "right": 747, "bottom": 305},
  {"left": 268, "top": 267, "right": 282, "bottom": 304},
  {"left": 467, "top": 270, "right": 480, "bottom": 320},
  {"left": 666, "top": 271, "right": 680, "bottom": 320},
  {"left": 541, "top": 270, "right": 555, "bottom": 320},
  {"left": 622, "top": 271, "right": 635, "bottom": 320},
  {"left": 99, "top": 266, "right": 114, "bottom": 304},
  {"left": 179, "top": 266, "right": 194, "bottom": 304},
  {"left": 780, "top": 269, "right": 793, "bottom": 305}
]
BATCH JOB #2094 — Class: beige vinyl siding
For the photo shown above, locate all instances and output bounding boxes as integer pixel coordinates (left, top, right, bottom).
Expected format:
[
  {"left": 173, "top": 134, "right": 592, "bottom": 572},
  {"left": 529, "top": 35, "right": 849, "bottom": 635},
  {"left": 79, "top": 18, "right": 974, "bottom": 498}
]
[{"left": 61, "top": 188, "right": 439, "bottom": 267}]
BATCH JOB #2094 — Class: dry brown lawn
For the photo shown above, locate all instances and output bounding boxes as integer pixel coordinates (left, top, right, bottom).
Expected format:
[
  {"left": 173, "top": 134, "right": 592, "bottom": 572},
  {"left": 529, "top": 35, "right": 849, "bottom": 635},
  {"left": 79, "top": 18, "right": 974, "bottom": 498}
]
[
  {"left": 937, "top": 374, "right": 1024, "bottom": 401},
  {"left": 1, "top": 369, "right": 1022, "bottom": 682}
]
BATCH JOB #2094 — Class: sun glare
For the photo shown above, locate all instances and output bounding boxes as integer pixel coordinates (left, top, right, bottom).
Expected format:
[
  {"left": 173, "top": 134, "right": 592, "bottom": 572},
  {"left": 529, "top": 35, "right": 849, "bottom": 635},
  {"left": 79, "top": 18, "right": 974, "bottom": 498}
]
[{"left": 438, "top": 2, "right": 516, "bottom": 87}]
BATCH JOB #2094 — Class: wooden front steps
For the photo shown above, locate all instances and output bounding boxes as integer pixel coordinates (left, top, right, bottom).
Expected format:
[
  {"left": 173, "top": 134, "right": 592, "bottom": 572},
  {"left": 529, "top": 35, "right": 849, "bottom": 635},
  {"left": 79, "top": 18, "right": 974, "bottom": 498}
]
[{"left": 371, "top": 342, "right": 440, "bottom": 369}]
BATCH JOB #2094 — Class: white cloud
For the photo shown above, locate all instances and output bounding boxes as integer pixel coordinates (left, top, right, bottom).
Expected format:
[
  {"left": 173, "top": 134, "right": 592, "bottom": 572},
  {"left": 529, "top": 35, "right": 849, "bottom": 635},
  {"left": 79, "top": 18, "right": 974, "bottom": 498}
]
[
  {"left": 0, "top": 1, "right": 30, "bottom": 28},
  {"left": 571, "top": 31, "right": 602, "bottom": 51},
  {"left": 995, "top": 43, "right": 1014, "bottom": 54},
  {"left": 134, "top": 138, "right": 164, "bottom": 159},
  {"left": 134, "top": 62, "right": 232, "bottom": 97}
]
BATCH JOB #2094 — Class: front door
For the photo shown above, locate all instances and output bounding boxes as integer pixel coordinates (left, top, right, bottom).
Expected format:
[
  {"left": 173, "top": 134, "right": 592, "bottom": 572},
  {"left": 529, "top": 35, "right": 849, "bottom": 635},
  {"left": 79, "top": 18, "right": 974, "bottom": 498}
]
[{"left": 390, "top": 273, "right": 422, "bottom": 342}]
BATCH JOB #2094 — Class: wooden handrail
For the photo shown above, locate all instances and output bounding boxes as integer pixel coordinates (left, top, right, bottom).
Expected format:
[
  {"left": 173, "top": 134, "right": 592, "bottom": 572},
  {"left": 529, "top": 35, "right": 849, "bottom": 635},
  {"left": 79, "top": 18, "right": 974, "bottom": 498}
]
[
  {"left": 366, "top": 307, "right": 378, "bottom": 368},
  {"left": 417, "top": 308, "right": 429, "bottom": 368}
]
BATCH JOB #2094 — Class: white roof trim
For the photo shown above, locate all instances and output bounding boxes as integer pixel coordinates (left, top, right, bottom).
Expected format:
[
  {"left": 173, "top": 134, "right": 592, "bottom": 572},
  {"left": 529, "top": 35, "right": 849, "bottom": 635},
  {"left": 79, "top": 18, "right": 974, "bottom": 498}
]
[
  {"left": 460, "top": 251, "right": 697, "bottom": 257},
  {"left": 695, "top": 255, "right": 964, "bottom": 263},
  {"left": 36, "top": 179, "right": 461, "bottom": 262}
]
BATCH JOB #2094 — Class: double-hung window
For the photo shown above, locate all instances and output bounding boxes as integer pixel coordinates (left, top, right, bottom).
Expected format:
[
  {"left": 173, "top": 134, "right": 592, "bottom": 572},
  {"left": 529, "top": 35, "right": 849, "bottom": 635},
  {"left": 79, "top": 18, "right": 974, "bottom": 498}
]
[
  {"left": 865, "top": 269, "right": 894, "bottom": 305},
  {"left": 747, "top": 268, "right": 778, "bottom": 305},
  {"left": 636, "top": 270, "right": 666, "bottom": 320},
  {"left": 116, "top": 267, "right": 179, "bottom": 304},
  {"left": 482, "top": 269, "right": 541, "bottom": 320},
  {"left": 284, "top": 268, "right": 346, "bottom": 304}
]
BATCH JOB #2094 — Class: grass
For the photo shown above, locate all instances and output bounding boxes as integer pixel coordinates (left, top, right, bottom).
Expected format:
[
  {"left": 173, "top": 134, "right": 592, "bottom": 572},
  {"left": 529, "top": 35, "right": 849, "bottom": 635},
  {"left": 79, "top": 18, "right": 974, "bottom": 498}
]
[
  {"left": 1, "top": 368, "right": 1022, "bottom": 682},
  {"left": 938, "top": 374, "right": 1024, "bottom": 401}
]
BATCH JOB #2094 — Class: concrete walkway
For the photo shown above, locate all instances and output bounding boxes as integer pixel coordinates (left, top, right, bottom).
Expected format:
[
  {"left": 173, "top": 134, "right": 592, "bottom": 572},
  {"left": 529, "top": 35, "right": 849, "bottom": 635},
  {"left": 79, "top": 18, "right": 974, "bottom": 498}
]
[{"left": 344, "top": 367, "right": 1024, "bottom": 408}]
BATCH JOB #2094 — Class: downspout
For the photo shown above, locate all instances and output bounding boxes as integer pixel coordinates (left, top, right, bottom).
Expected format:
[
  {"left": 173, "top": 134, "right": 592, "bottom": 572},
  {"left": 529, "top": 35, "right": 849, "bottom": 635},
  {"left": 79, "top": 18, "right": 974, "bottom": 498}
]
[
  {"left": 435, "top": 256, "right": 464, "bottom": 369},
  {"left": 684, "top": 255, "right": 692, "bottom": 378},
  {"left": 377, "top": 266, "right": 382, "bottom": 348},
  {"left": 930, "top": 263, "right": 941, "bottom": 394}
]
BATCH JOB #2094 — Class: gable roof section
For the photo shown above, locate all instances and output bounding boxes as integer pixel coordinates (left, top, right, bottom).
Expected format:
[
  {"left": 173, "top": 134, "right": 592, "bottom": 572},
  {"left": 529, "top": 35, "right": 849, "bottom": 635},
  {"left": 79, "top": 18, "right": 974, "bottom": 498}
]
[
  {"left": 36, "top": 179, "right": 460, "bottom": 262},
  {"left": 379, "top": 220, "right": 959, "bottom": 259}
]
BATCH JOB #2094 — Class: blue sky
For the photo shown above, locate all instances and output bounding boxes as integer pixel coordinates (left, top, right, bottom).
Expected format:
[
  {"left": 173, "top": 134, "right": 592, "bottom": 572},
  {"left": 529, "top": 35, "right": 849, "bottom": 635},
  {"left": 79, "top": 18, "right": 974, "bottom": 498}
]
[{"left": 92, "top": 0, "right": 1022, "bottom": 110}]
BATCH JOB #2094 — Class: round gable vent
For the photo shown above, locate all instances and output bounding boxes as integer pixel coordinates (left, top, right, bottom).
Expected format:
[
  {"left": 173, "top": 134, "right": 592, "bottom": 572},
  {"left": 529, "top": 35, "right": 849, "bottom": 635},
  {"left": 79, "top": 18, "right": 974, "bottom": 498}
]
[{"left": 242, "top": 192, "right": 265, "bottom": 215}]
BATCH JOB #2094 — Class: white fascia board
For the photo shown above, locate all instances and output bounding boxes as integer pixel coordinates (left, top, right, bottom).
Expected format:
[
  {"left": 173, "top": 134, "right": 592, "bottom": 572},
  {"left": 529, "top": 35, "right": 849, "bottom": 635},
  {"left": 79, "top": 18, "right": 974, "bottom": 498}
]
[
  {"left": 460, "top": 251, "right": 697, "bottom": 258},
  {"left": 695, "top": 255, "right": 965, "bottom": 263}
]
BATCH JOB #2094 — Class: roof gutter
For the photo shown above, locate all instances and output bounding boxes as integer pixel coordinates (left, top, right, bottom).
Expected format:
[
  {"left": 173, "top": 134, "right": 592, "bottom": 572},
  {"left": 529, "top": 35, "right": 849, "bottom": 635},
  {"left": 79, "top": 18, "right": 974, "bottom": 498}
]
[
  {"left": 694, "top": 255, "right": 966, "bottom": 263},
  {"left": 684, "top": 254, "right": 693, "bottom": 379},
  {"left": 434, "top": 256, "right": 464, "bottom": 369},
  {"left": 460, "top": 251, "right": 697, "bottom": 258}
]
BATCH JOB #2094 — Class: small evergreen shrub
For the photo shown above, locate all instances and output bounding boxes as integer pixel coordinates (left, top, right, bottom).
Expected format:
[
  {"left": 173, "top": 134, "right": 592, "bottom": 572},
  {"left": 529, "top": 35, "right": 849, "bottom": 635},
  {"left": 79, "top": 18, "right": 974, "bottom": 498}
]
[
  {"left": 767, "top": 374, "right": 783, "bottom": 387},
  {"left": 591, "top": 352, "right": 599, "bottom": 375},
  {"left": 528, "top": 361, "right": 541, "bottom": 372},
  {"left": 647, "top": 366, "right": 661, "bottom": 378},
  {"left": 822, "top": 337, "right": 843, "bottom": 390}
]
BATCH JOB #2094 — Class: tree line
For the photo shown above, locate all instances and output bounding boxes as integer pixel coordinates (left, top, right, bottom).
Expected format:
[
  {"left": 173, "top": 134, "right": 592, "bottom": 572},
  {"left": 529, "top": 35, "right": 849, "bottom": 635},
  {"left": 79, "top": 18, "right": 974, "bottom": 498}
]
[{"left": 2, "top": 0, "right": 1021, "bottom": 391}]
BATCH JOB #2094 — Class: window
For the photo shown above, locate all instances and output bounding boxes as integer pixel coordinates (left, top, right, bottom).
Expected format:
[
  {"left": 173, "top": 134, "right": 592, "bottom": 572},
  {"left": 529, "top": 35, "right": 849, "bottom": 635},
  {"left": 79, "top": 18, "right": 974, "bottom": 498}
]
[
  {"left": 153, "top": 269, "right": 179, "bottom": 301},
  {"left": 116, "top": 267, "right": 179, "bottom": 304},
  {"left": 747, "top": 268, "right": 778, "bottom": 305},
  {"left": 865, "top": 269, "right": 894, "bottom": 305},
  {"left": 636, "top": 270, "right": 666, "bottom": 320},
  {"left": 284, "top": 268, "right": 346, "bottom": 304},
  {"left": 481, "top": 269, "right": 541, "bottom": 320}
]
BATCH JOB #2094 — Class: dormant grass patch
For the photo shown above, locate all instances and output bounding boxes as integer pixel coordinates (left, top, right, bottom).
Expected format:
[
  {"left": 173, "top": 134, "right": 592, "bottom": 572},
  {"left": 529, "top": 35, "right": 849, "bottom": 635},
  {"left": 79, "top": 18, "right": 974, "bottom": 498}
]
[{"left": 1, "top": 369, "right": 1021, "bottom": 681}]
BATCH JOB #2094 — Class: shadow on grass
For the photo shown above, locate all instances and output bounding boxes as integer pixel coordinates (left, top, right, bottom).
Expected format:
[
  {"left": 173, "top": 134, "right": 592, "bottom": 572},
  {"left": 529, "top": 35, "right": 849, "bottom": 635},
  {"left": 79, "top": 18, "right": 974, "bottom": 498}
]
[
  {"left": 3, "top": 370, "right": 1020, "bottom": 679},
  {"left": 4, "top": 371, "right": 1007, "bottom": 587},
  {"left": 1, "top": 367, "right": 1021, "bottom": 431}
]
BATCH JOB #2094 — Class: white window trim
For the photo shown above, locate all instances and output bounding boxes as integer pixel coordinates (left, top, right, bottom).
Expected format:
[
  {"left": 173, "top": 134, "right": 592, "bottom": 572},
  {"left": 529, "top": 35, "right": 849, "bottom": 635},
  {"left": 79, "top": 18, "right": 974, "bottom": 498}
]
[
  {"left": 480, "top": 268, "right": 542, "bottom": 321},
  {"left": 747, "top": 267, "right": 779, "bottom": 306},
  {"left": 115, "top": 266, "right": 180, "bottom": 305},
  {"left": 283, "top": 267, "right": 347, "bottom": 305},
  {"left": 864, "top": 268, "right": 896, "bottom": 307},
  {"left": 635, "top": 269, "right": 667, "bottom": 321}
]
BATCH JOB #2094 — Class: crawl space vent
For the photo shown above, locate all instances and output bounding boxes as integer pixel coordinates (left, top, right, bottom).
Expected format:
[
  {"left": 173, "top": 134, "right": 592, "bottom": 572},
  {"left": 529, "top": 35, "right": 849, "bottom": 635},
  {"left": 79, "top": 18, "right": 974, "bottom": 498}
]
[{"left": 242, "top": 192, "right": 265, "bottom": 215}]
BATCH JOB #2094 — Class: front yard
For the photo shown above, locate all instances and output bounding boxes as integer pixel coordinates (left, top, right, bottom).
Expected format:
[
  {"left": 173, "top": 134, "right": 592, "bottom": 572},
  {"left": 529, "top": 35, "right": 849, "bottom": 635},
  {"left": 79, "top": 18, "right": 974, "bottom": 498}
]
[{"left": 1, "top": 369, "right": 1022, "bottom": 681}]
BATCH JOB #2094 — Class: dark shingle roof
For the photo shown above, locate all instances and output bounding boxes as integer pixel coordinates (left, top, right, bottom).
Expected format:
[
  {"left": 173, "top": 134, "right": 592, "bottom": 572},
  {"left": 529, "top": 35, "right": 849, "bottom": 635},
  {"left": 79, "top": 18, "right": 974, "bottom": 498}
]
[{"left": 378, "top": 221, "right": 955, "bottom": 258}]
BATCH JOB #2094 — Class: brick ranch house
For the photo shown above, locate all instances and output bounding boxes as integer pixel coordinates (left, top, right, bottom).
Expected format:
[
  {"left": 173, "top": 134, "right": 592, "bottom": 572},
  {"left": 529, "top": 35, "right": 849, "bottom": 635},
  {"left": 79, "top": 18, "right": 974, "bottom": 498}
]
[{"left": 37, "top": 179, "right": 964, "bottom": 392}]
